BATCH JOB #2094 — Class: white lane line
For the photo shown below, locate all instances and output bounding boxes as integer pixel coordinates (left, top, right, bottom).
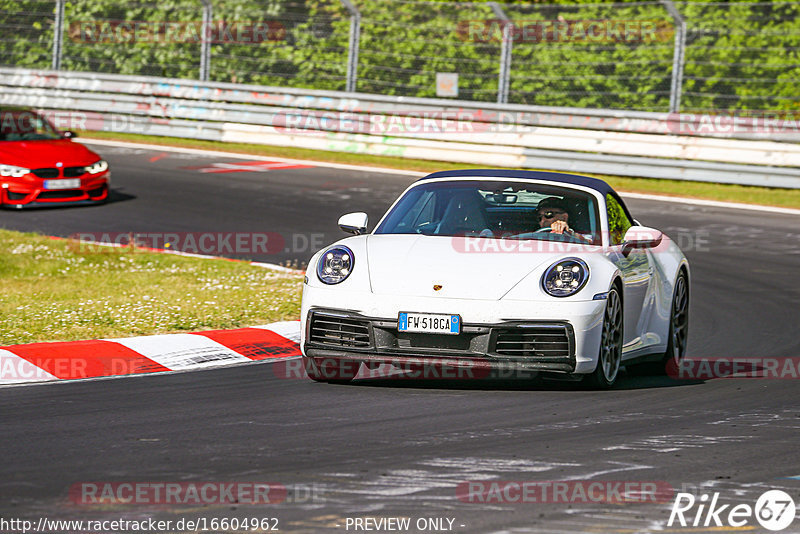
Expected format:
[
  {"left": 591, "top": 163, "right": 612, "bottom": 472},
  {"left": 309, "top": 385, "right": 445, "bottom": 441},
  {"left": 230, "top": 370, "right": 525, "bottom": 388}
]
[
  {"left": 621, "top": 191, "right": 800, "bottom": 216},
  {"left": 79, "top": 138, "right": 424, "bottom": 177},
  {"left": 106, "top": 334, "right": 250, "bottom": 371},
  {"left": 0, "top": 349, "right": 58, "bottom": 384},
  {"left": 81, "top": 138, "right": 800, "bottom": 216}
]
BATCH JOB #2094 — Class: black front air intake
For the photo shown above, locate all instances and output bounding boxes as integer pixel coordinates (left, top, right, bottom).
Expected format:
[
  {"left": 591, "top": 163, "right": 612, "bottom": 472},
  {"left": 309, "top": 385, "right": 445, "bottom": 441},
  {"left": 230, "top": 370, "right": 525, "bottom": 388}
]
[
  {"left": 492, "top": 325, "right": 571, "bottom": 359},
  {"left": 309, "top": 314, "right": 371, "bottom": 348},
  {"left": 37, "top": 190, "right": 84, "bottom": 199}
]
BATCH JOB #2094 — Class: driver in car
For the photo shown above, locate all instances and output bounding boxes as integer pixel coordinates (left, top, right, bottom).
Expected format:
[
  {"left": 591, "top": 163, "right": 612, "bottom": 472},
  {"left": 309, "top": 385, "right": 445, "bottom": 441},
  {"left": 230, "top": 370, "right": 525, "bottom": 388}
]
[{"left": 536, "top": 197, "right": 592, "bottom": 243}]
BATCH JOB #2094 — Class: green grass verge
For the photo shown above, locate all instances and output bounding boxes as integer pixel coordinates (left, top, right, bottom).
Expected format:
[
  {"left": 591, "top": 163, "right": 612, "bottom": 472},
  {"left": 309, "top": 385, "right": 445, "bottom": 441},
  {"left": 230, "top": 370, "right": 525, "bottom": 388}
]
[
  {"left": 81, "top": 130, "right": 800, "bottom": 210},
  {"left": 0, "top": 229, "right": 303, "bottom": 345}
]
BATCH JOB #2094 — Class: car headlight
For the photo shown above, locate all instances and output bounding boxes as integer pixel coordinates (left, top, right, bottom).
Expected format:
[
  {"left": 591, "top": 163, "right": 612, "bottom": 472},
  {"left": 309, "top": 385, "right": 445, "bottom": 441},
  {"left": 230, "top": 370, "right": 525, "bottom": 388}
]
[
  {"left": 0, "top": 164, "right": 30, "bottom": 178},
  {"left": 316, "top": 246, "right": 354, "bottom": 285},
  {"left": 85, "top": 160, "right": 108, "bottom": 175},
  {"left": 542, "top": 258, "right": 589, "bottom": 297}
]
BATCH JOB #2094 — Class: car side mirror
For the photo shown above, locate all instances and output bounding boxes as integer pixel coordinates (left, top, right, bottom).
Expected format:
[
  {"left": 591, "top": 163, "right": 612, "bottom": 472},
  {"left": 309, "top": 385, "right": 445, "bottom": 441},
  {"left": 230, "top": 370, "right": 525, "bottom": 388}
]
[
  {"left": 622, "top": 226, "right": 663, "bottom": 257},
  {"left": 61, "top": 130, "right": 78, "bottom": 139},
  {"left": 338, "top": 212, "right": 368, "bottom": 235}
]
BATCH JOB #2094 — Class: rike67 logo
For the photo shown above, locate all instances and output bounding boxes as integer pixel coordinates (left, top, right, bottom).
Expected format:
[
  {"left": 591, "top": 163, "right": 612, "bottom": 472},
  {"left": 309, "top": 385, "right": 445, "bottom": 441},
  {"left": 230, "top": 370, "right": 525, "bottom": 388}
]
[{"left": 668, "top": 489, "right": 796, "bottom": 531}]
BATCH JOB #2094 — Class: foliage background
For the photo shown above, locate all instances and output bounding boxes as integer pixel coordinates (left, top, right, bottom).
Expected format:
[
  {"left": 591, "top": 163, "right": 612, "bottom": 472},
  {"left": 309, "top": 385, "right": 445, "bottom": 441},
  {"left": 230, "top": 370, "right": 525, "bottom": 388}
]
[{"left": 0, "top": 0, "right": 797, "bottom": 112}]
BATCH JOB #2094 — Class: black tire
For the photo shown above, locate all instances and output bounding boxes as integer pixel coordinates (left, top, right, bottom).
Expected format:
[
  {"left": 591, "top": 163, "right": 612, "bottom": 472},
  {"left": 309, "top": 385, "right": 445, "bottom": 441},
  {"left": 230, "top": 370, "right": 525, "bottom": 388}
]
[
  {"left": 585, "top": 287, "right": 623, "bottom": 389},
  {"left": 662, "top": 271, "right": 689, "bottom": 376},
  {"left": 303, "top": 356, "right": 358, "bottom": 384},
  {"left": 625, "top": 271, "right": 689, "bottom": 377}
]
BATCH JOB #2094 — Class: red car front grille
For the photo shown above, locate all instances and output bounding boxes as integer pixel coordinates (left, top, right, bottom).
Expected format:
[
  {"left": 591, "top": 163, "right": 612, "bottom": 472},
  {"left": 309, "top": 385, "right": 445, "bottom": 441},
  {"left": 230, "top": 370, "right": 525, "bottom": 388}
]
[
  {"left": 63, "top": 166, "right": 86, "bottom": 177},
  {"left": 31, "top": 168, "right": 59, "bottom": 178}
]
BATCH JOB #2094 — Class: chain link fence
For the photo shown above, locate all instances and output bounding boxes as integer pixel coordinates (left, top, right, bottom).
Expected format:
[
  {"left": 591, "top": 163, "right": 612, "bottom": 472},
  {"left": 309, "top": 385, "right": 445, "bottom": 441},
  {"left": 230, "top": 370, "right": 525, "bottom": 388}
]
[
  {"left": 681, "top": 1, "right": 800, "bottom": 112},
  {"left": 501, "top": 2, "right": 676, "bottom": 109},
  {"left": 63, "top": 0, "right": 203, "bottom": 78},
  {"left": 0, "top": 0, "right": 55, "bottom": 69},
  {"left": 357, "top": 0, "right": 501, "bottom": 101},
  {"left": 1, "top": 0, "right": 798, "bottom": 112},
  {"left": 208, "top": 0, "right": 350, "bottom": 88}
]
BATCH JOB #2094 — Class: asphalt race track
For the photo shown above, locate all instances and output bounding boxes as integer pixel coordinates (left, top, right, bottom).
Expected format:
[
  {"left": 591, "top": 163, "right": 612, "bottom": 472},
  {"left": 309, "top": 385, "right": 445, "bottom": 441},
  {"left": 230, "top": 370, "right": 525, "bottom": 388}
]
[
  {"left": 1, "top": 142, "right": 799, "bottom": 533},
  {"left": 0, "top": 143, "right": 410, "bottom": 266}
]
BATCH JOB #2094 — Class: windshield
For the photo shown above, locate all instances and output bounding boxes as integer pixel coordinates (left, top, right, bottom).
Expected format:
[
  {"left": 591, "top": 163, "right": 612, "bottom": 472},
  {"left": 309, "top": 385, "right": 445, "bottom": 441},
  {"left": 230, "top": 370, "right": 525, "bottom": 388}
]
[
  {"left": 375, "top": 180, "right": 600, "bottom": 244},
  {"left": 0, "top": 110, "right": 61, "bottom": 141}
]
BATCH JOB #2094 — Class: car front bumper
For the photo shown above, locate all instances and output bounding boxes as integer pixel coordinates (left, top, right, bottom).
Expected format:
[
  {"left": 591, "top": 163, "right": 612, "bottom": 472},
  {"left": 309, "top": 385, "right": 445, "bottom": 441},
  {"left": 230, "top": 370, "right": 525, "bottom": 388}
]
[
  {"left": 1, "top": 175, "right": 109, "bottom": 208},
  {"left": 301, "top": 287, "right": 607, "bottom": 376}
]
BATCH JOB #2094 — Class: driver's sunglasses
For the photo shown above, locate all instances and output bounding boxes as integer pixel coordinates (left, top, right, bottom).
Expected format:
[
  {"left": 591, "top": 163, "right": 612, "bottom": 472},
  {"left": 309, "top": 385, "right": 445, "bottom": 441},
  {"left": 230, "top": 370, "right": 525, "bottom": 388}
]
[{"left": 538, "top": 210, "right": 565, "bottom": 220}]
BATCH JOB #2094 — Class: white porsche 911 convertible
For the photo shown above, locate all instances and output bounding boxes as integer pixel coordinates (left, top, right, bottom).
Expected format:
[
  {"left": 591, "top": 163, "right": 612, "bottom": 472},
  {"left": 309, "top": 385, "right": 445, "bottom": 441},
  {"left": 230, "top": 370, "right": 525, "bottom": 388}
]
[{"left": 300, "top": 170, "right": 689, "bottom": 388}]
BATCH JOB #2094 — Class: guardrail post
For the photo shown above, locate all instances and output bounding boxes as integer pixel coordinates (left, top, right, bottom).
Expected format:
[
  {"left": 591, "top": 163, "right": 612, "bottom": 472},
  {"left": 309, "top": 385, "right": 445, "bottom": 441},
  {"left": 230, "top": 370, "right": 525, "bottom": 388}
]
[
  {"left": 199, "top": 0, "right": 212, "bottom": 81},
  {"left": 340, "top": 0, "right": 360, "bottom": 92},
  {"left": 489, "top": 2, "right": 512, "bottom": 105},
  {"left": 661, "top": 0, "right": 686, "bottom": 113},
  {"left": 52, "top": 0, "right": 65, "bottom": 70}
]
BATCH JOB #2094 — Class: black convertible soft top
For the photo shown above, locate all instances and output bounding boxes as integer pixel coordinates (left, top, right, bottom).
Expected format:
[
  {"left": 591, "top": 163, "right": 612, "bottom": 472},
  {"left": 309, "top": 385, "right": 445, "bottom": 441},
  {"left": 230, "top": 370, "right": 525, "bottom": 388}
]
[
  {"left": 419, "top": 169, "right": 613, "bottom": 195},
  {"left": 418, "top": 169, "right": 635, "bottom": 221}
]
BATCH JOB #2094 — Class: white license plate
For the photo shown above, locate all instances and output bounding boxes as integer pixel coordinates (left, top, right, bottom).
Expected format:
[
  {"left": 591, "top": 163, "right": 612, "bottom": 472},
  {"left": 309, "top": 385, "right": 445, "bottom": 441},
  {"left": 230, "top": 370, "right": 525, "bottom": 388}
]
[
  {"left": 398, "top": 312, "right": 461, "bottom": 335},
  {"left": 44, "top": 179, "right": 81, "bottom": 190}
]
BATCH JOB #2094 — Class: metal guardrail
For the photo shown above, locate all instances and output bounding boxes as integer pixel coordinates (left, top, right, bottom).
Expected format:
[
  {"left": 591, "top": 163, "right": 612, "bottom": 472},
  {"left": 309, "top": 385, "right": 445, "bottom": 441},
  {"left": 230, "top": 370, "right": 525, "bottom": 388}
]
[
  {"left": 6, "top": 67, "right": 799, "bottom": 141},
  {"left": 2, "top": 68, "right": 799, "bottom": 188}
]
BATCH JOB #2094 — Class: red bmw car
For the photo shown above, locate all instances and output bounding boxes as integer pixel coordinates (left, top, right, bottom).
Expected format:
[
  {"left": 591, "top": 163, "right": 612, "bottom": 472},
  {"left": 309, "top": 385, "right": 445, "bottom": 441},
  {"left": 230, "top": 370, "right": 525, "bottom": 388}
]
[{"left": 0, "top": 108, "right": 110, "bottom": 208}]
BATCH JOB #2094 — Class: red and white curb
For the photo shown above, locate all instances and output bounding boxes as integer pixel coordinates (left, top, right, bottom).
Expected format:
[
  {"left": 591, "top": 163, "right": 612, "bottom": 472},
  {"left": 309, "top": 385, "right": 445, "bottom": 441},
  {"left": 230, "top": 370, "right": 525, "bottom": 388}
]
[{"left": 0, "top": 321, "right": 301, "bottom": 386}]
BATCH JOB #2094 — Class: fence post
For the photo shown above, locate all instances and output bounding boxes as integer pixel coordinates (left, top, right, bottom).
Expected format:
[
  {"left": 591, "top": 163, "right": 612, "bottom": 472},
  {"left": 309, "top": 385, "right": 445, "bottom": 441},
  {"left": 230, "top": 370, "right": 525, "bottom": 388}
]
[
  {"left": 199, "top": 0, "right": 212, "bottom": 81},
  {"left": 489, "top": 2, "right": 512, "bottom": 105},
  {"left": 340, "top": 0, "right": 361, "bottom": 92},
  {"left": 661, "top": 0, "right": 686, "bottom": 113},
  {"left": 51, "top": 0, "right": 65, "bottom": 70}
]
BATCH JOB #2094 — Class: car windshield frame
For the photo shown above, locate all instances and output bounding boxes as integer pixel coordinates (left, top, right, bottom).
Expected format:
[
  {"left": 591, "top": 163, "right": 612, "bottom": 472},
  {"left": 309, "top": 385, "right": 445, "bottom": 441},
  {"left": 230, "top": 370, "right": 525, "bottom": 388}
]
[
  {"left": 374, "top": 179, "right": 602, "bottom": 245},
  {"left": 0, "top": 110, "right": 62, "bottom": 141}
]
